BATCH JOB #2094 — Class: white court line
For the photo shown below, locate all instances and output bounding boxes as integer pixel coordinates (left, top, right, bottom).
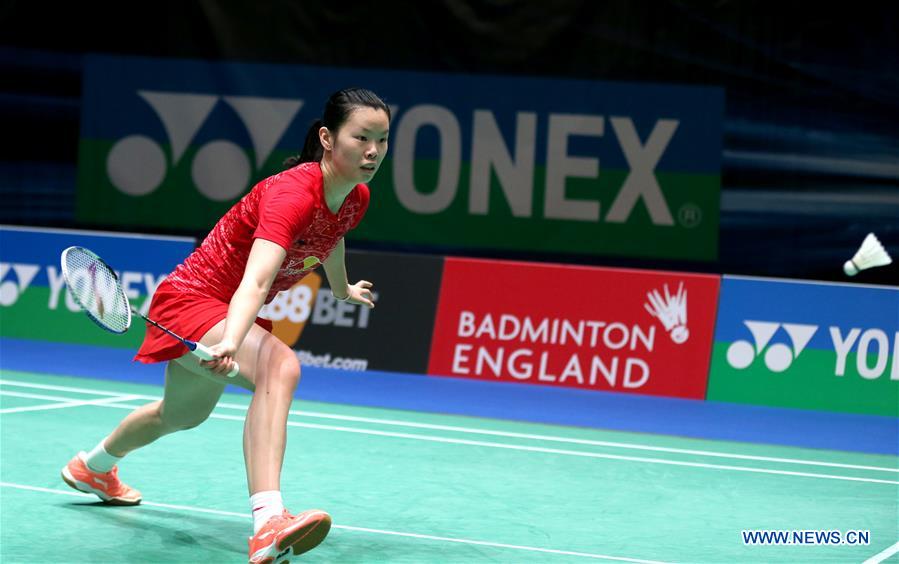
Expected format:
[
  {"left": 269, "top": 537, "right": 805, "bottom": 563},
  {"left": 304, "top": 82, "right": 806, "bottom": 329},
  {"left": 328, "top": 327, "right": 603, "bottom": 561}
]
[
  {"left": 1, "top": 390, "right": 91, "bottom": 402},
  {"left": 0, "top": 380, "right": 132, "bottom": 397},
  {"left": 262, "top": 406, "right": 899, "bottom": 474},
  {"left": 2, "top": 378, "right": 898, "bottom": 476},
  {"left": 0, "top": 394, "right": 142, "bottom": 414},
  {"left": 79, "top": 403, "right": 898, "bottom": 486},
  {"left": 864, "top": 541, "right": 899, "bottom": 564},
  {"left": 0, "top": 482, "right": 669, "bottom": 563}
]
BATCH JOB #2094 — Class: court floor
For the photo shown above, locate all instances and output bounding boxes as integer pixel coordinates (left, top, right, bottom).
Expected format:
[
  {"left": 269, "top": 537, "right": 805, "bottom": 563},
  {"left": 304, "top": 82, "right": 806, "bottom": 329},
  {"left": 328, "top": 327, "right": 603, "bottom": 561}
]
[{"left": 1, "top": 369, "right": 898, "bottom": 563}]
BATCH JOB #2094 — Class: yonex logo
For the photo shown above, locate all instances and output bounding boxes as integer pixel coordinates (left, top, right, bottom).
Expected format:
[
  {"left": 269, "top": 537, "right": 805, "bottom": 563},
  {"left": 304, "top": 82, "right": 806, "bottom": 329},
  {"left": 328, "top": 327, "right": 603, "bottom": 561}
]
[
  {"left": 726, "top": 321, "right": 818, "bottom": 373},
  {"left": 0, "top": 263, "right": 40, "bottom": 306},
  {"left": 107, "top": 91, "right": 303, "bottom": 201},
  {"left": 644, "top": 282, "right": 689, "bottom": 344}
]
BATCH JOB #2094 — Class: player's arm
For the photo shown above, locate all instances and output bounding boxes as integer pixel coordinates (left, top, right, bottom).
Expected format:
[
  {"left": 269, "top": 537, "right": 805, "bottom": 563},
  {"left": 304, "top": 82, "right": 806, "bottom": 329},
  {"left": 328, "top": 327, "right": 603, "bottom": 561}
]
[
  {"left": 322, "top": 238, "right": 375, "bottom": 308},
  {"left": 203, "top": 238, "right": 285, "bottom": 373}
]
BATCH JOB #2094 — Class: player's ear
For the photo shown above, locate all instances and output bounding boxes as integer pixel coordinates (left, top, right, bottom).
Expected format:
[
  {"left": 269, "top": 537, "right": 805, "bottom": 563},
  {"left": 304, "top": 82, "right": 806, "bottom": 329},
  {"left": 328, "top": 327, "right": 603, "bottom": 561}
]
[{"left": 319, "top": 127, "right": 333, "bottom": 152}]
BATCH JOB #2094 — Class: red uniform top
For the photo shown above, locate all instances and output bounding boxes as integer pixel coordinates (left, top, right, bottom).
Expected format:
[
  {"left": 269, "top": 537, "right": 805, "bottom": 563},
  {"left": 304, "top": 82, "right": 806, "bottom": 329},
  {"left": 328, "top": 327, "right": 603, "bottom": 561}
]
[
  {"left": 135, "top": 161, "right": 369, "bottom": 363},
  {"left": 168, "top": 161, "right": 369, "bottom": 303}
]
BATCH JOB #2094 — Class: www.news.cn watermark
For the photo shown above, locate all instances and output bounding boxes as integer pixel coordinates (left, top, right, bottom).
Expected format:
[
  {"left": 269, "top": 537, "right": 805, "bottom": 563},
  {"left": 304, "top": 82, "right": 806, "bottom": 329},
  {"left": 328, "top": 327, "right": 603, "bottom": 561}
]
[{"left": 742, "top": 530, "right": 870, "bottom": 546}]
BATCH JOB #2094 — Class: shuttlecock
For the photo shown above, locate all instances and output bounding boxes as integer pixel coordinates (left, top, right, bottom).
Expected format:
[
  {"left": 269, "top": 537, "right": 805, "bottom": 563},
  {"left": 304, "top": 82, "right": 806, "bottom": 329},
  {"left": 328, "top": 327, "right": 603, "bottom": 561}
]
[{"left": 843, "top": 233, "right": 892, "bottom": 276}]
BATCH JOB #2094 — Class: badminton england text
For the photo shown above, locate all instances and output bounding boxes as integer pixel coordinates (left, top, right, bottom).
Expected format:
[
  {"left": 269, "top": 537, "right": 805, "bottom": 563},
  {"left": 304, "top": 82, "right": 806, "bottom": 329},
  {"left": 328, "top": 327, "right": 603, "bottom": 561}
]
[
  {"left": 452, "top": 312, "right": 658, "bottom": 388},
  {"left": 742, "top": 530, "right": 870, "bottom": 546}
]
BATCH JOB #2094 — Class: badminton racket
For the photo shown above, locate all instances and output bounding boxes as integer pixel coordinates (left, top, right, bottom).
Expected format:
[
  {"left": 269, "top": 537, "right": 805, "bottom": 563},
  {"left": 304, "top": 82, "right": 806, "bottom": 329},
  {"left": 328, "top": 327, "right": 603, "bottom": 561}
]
[{"left": 60, "top": 246, "right": 240, "bottom": 378}]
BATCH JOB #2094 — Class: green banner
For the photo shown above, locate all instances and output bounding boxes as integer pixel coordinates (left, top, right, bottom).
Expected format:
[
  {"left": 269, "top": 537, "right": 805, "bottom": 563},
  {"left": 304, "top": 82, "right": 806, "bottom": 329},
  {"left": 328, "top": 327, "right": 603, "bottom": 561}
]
[
  {"left": 708, "top": 344, "right": 898, "bottom": 416},
  {"left": 707, "top": 276, "right": 898, "bottom": 416},
  {"left": 359, "top": 161, "right": 718, "bottom": 260},
  {"left": 77, "top": 55, "right": 722, "bottom": 260}
]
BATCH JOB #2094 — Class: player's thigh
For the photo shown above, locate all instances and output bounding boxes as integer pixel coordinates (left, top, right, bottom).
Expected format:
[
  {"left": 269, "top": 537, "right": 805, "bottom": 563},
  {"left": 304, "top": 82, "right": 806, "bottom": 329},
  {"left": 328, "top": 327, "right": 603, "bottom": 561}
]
[
  {"left": 179, "top": 319, "right": 299, "bottom": 392},
  {"left": 161, "top": 360, "right": 227, "bottom": 429}
]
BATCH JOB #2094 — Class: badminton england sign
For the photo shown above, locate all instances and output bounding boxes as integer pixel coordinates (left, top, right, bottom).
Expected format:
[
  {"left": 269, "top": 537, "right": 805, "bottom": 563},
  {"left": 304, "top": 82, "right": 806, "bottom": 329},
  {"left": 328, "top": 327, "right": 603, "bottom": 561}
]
[
  {"left": 77, "top": 55, "right": 722, "bottom": 261},
  {"left": 427, "top": 258, "right": 721, "bottom": 399},
  {"left": 707, "top": 276, "right": 899, "bottom": 416},
  {"left": 0, "top": 225, "right": 194, "bottom": 349}
]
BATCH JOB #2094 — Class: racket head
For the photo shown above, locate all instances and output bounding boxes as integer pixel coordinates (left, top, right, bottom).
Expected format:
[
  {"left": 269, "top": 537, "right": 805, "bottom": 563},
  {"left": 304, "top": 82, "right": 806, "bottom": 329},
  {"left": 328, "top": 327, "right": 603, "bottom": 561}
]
[{"left": 60, "top": 246, "right": 132, "bottom": 334}]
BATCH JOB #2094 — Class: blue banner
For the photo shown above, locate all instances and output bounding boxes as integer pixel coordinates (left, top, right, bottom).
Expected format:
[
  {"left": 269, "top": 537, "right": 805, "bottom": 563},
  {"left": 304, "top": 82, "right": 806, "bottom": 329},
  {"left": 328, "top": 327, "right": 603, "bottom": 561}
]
[
  {"left": 708, "top": 275, "right": 899, "bottom": 415},
  {"left": 0, "top": 225, "right": 195, "bottom": 348}
]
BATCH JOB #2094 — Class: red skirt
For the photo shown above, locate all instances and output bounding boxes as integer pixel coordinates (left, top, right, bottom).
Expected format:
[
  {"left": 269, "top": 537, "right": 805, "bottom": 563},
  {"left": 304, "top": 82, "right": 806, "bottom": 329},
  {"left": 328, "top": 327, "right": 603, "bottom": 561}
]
[{"left": 134, "top": 280, "right": 273, "bottom": 364}]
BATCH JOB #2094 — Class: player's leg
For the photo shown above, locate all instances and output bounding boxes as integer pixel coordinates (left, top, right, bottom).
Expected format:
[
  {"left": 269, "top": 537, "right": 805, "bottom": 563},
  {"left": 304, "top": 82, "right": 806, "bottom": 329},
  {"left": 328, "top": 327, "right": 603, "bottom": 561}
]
[
  {"left": 62, "top": 361, "right": 227, "bottom": 504},
  {"left": 103, "top": 360, "right": 227, "bottom": 456},
  {"left": 177, "top": 320, "right": 300, "bottom": 493},
  {"left": 183, "top": 320, "right": 331, "bottom": 560}
]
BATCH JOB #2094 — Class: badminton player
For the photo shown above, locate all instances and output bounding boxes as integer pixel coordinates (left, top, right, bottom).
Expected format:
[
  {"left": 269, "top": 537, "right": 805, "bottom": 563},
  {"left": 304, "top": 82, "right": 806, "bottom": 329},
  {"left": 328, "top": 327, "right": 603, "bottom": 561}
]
[{"left": 61, "top": 87, "right": 390, "bottom": 563}]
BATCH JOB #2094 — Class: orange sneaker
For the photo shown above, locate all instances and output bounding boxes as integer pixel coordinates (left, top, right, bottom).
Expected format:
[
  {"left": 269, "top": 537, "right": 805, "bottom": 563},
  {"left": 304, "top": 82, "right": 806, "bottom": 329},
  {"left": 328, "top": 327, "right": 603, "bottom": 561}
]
[
  {"left": 248, "top": 509, "right": 332, "bottom": 563},
  {"left": 60, "top": 452, "right": 142, "bottom": 505}
]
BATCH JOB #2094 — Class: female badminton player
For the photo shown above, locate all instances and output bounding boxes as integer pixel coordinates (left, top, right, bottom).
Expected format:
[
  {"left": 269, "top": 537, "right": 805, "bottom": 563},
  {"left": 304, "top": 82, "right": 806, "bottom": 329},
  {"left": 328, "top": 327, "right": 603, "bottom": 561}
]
[{"left": 61, "top": 87, "right": 390, "bottom": 563}]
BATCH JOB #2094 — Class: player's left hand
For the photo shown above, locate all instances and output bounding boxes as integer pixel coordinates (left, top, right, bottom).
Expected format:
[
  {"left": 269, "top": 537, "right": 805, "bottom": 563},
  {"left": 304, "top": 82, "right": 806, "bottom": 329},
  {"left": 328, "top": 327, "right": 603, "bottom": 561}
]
[{"left": 347, "top": 280, "right": 375, "bottom": 308}]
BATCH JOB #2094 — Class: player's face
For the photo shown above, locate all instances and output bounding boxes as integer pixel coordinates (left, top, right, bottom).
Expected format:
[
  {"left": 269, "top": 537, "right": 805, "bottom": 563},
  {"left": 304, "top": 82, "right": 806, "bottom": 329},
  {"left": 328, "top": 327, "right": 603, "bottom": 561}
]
[{"left": 331, "top": 107, "right": 390, "bottom": 183}]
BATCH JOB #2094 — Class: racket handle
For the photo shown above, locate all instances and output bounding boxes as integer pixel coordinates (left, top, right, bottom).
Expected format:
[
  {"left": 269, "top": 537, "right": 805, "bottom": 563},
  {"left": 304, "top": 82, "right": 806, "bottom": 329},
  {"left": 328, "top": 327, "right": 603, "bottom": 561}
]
[{"left": 193, "top": 342, "right": 241, "bottom": 378}]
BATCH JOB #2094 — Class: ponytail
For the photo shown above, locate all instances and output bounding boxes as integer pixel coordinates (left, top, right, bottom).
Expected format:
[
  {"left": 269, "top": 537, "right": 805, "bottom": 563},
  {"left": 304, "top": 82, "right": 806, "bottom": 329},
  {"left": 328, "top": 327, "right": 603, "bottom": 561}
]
[
  {"left": 283, "top": 119, "right": 324, "bottom": 168},
  {"left": 283, "top": 88, "right": 390, "bottom": 170}
]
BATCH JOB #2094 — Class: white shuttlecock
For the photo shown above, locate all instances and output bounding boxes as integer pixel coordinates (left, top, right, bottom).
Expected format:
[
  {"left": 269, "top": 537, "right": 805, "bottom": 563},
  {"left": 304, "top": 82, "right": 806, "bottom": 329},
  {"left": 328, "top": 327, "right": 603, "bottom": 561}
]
[{"left": 843, "top": 233, "right": 892, "bottom": 276}]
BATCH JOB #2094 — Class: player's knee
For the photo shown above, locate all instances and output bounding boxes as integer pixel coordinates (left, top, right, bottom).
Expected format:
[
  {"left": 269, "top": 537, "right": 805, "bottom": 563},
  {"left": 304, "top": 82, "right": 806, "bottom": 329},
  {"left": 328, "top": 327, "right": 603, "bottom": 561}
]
[
  {"left": 173, "top": 417, "right": 207, "bottom": 431},
  {"left": 165, "top": 414, "right": 209, "bottom": 432},
  {"left": 158, "top": 402, "right": 212, "bottom": 432},
  {"left": 259, "top": 345, "right": 300, "bottom": 390},
  {"left": 278, "top": 348, "right": 301, "bottom": 388}
]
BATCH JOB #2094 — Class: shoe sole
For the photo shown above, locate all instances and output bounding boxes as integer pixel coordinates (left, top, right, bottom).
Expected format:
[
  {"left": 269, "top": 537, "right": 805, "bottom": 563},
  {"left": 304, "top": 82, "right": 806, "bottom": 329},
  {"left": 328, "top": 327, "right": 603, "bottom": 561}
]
[
  {"left": 278, "top": 512, "right": 332, "bottom": 558},
  {"left": 60, "top": 466, "right": 142, "bottom": 506}
]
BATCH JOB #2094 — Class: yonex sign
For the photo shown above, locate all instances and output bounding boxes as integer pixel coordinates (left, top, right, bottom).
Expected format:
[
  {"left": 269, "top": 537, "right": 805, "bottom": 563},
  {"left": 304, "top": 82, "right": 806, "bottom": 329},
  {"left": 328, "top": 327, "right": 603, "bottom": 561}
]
[
  {"left": 726, "top": 321, "right": 818, "bottom": 373},
  {"left": 0, "top": 263, "right": 40, "bottom": 307},
  {"left": 77, "top": 54, "right": 722, "bottom": 261},
  {"left": 708, "top": 276, "right": 899, "bottom": 416},
  {"left": 0, "top": 225, "right": 195, "bottom": 349},
  {"left": 106, "top": 91, "right": 302, "bottom": 201},
  {"left": 725, "top": 321, "right": 897, "bottom": 379}
]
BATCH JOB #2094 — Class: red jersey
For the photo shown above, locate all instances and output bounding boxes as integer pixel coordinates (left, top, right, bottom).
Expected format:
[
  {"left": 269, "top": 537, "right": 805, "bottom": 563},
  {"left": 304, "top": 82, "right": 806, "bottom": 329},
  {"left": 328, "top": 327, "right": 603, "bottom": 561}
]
[{"left": 166, "top": 161, "right": 370, "bottom": 304}]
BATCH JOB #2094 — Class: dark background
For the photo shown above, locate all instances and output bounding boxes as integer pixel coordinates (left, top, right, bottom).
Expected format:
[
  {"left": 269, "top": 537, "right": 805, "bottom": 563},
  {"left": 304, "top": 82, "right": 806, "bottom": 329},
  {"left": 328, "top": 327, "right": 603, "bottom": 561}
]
[
  {"left": 304, "top": 250, "right": 445, "bottom": 373},
  {"left": 2, "top": 0, "right": 897, "bottom": 284}
]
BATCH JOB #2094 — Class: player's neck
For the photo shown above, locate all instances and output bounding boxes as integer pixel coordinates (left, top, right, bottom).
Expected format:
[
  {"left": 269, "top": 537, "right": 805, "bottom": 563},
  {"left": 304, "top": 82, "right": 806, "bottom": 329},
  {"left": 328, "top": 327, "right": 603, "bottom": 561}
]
[{"left": 319, "top": 159, "right": 354, "bottom": 214}]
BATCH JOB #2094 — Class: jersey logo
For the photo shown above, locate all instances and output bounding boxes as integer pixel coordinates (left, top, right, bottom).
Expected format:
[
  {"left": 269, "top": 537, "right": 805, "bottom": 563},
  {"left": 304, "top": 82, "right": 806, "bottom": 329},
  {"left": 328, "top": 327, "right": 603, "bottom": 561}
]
[{"left": 283, "top": 256, "right": 321, "bottom": 276}]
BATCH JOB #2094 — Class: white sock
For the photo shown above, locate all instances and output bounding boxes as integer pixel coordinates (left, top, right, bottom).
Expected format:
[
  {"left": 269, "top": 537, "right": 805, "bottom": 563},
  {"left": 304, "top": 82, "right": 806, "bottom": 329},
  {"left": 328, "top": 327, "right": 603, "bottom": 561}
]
[
  {"left": 81, "top": 438, "right": 121, "bottom": 473},
  {"left": 250, "top": 490, "right": 284, "bottom": 534}
]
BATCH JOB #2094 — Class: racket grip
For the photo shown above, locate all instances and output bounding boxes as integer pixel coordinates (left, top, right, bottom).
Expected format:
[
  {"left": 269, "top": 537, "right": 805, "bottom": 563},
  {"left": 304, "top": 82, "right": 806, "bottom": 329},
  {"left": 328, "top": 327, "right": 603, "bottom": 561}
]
[{"left": 193, "top": 342, "right": 241, "bottom": 378}]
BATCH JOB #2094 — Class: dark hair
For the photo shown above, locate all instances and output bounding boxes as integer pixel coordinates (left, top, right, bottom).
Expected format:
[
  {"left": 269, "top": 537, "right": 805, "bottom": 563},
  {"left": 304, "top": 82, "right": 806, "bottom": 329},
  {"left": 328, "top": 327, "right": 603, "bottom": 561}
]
[{"left": 283, "top": 87, "right": 390, "bottom": 168}]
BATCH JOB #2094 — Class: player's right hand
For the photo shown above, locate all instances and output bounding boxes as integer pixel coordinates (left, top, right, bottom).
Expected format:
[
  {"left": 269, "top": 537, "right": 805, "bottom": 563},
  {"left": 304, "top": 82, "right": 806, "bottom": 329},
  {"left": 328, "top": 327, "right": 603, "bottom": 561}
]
[{"left": 201, "top": 339, "right": 239, "bottom": 376}]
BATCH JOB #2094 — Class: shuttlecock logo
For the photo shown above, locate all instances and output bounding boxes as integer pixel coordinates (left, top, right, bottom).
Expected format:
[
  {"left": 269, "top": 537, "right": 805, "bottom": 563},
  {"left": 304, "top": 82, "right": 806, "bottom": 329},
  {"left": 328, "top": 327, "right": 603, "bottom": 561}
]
[
  {"left": 644, "top": 282, "right": 689, "bottom": 344},
  {"left": 727, "top": 321, "right": 818, "bottom": 373}
]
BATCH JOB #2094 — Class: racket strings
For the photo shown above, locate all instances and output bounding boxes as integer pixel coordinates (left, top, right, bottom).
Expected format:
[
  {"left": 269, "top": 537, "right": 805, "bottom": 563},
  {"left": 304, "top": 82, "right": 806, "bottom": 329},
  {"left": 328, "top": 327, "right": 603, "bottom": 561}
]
[{"left": 63, "top": 248, "right": 131, "bottom": 333}]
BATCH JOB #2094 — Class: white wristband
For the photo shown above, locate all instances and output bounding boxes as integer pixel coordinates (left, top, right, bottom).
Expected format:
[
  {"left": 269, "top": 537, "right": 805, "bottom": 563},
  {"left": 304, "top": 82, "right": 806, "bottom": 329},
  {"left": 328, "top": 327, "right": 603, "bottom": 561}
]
[{"left": 333, "top": 286, "right": 351, "bottom": 301}]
